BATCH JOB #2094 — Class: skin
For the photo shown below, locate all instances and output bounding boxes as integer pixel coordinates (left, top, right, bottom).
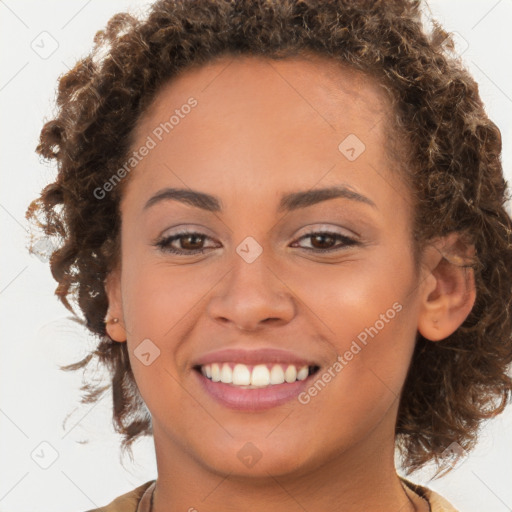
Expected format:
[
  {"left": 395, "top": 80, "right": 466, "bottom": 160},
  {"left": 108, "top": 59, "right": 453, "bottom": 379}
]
[{"left": 105, "top": 53, "right": 476, "bottom": 512}]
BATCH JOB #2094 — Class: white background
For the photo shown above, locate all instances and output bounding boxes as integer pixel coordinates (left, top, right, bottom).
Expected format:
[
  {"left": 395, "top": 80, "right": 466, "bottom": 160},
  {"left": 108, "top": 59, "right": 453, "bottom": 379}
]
[{"left": 1, "top": 1, "right": 511, "bottom": 511}]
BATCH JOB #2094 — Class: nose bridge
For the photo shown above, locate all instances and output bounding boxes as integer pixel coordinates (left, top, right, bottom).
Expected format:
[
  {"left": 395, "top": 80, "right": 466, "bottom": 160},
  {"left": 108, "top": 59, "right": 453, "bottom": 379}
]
[{"left": 206, "top": 241, "right": 296, "bottom": 330}]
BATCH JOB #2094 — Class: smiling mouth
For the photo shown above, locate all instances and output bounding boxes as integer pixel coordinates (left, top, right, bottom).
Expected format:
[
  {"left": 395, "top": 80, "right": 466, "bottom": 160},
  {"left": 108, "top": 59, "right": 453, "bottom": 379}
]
[{"left": 194, "top": 362, "right": 321, "bottom": 388}]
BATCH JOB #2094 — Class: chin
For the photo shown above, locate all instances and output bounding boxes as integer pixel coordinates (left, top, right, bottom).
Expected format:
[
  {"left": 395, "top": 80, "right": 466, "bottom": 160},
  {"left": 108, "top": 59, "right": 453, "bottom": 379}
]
[{"left": 193, "top": 435, "right": 316, "bottom": 480}]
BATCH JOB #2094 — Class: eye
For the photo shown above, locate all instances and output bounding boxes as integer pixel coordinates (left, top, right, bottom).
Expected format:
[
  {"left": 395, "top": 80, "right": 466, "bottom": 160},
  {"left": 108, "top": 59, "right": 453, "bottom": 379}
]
[
  {"left": 291, "top": 230, "right": 360, "bottom": 253},
  {"left": 154, "top": 229, "right": 359, "bottom": 255},
  {"left": 154, "top": 230, "right": 219, "bottom": 255}
]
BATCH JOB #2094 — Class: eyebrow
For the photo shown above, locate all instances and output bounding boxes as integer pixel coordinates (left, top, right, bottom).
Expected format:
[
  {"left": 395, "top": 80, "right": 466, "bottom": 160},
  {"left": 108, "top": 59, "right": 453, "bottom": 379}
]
[{"left": 143, "top": 185, "right": 377, "bottom": 213}]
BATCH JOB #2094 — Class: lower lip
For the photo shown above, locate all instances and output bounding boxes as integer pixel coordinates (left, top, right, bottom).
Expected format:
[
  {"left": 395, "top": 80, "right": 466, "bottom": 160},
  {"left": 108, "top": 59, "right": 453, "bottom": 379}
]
[{"left": 194, "top": 370, "right": 317, "bottom": 411}]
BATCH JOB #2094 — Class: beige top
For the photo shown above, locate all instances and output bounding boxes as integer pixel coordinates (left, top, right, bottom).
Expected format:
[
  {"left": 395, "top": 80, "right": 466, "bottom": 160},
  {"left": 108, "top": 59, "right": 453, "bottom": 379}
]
[{"left": 84, "top": 477, "right": 459, "bottom": 512}]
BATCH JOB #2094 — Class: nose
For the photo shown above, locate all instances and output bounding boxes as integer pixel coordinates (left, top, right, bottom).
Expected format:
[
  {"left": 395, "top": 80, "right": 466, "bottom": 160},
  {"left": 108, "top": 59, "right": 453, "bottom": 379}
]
[{"left": 206, "top": 251, "right": 296, "bottom": 332}]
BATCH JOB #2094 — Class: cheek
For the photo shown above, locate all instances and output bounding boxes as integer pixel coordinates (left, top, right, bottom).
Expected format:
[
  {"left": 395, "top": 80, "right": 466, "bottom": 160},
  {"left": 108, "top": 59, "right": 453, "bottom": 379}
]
[
  {"left": 296, "top": 249, "right": 417, "bottom": 406},
  {"left": 294, "top": 285, "right": 415, "bottom": 456},
  {"left": 122, "top": 256, "right": 213, "bottom": 337},
  {"left": 296, "top": 250, "right": 409, "bottom": 342}
]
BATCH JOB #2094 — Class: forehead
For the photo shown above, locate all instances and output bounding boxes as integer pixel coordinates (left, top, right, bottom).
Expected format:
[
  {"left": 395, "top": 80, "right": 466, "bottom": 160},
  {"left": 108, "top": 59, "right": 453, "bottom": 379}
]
[
  {"left": 137, "top": 52, "right": 390, "bottom": 137},
  {"left": 123, "top": 53, "right": 405, "bottom": 213}
]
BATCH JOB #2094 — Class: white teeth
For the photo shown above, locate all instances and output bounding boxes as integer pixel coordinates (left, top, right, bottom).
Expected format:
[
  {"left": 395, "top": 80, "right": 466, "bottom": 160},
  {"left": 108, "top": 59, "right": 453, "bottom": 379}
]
[
  {"left": 269, "top": 365, "right": 285, "bottom": 384},
  {"left": 297, "top": 366, "right": 309, "bottom": 381},
  {"left": 220, "top": 363, "right": 232, "bottom": 383},
  {"left": 284, "top": 365, "right": 297, "bottom": 383},
  {"left": 232, "top": 364, "right": 251, "bottom": 385},
  {"left": 211, "top": 363, "right": 221, "bottom": 382},
  {"left": 251, "top": 364, "right": 270, "bottom": 386},
  {"left": 199, "top": 363, "right": 312, "bottom": 387}
]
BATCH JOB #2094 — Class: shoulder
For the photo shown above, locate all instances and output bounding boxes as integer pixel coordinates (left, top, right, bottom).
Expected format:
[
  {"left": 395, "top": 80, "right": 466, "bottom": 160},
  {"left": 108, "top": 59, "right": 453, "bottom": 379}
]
[
  {"left": 82, "top": 480, "right": 156, "bottom": 512},
  {"left": 401, "top": 477, "right": 460, "bottom": 512}
]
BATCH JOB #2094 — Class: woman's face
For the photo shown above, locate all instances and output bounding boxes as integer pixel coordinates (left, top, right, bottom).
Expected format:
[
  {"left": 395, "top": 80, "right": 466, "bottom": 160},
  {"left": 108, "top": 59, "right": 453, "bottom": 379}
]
[{"left": 107, "top": 54, "right": 437, "bottom": 477}]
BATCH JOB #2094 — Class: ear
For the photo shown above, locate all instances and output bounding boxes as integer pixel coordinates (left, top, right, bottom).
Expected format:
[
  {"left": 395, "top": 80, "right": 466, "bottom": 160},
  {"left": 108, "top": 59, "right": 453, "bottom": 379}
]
[
  {"left": 417, "top": 232, "right": 477, "bottom": 342},
  {"left": 104, "top": 267, "right": 127, "bottom": 343}
]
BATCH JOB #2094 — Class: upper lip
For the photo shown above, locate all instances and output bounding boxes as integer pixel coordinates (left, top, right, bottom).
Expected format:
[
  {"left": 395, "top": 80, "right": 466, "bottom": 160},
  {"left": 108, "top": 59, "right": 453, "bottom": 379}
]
[{"left": 192, "top": 348, "right": 320, "bottom": 368}]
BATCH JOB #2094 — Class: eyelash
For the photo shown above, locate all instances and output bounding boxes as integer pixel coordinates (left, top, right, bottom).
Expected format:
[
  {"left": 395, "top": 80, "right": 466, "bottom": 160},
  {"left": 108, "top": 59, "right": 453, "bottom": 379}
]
[{"left": 154, "top": 229, "right": 360, "bottom": 255}]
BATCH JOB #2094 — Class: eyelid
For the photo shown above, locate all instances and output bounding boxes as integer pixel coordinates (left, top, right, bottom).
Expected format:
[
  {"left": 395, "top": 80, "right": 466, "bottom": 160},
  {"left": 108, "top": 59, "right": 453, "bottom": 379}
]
[
  {"left": 154, "top": 224, "right": 215, "bottom": 243},
  {"left": 294, "top": 223, "right": 360, "bottom": 239}
]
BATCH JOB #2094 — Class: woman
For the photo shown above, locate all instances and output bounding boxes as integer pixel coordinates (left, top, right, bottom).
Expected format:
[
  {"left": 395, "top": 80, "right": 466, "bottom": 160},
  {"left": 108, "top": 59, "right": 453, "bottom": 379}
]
[{"left": 26, "top": 0, "right": 512, "bottom": 510}]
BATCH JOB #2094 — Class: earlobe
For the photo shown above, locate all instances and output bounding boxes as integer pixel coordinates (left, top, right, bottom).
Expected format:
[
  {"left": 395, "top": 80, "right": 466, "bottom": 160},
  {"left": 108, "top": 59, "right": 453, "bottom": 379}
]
[
  {"left": 104, "top": 269, "right": 127, "bottom": 343},
  {"left": 417, "top": 233, "right": 477, "bottom": 342}
]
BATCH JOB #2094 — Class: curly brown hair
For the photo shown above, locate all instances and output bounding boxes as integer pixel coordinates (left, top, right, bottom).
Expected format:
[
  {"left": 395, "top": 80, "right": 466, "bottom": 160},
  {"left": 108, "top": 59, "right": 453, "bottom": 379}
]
[{"left": 26, "top": 0, "right": 512, "bottom": 475}]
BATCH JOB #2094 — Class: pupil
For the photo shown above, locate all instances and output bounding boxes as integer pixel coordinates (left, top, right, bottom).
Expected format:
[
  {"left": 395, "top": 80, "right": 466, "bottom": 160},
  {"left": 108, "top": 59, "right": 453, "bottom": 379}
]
[
  {"left": 183, "top": 234, "right": 203, "bottom": 249},
  {"left": 312, "top": 234, "right": 333, "bottom": 249}
]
